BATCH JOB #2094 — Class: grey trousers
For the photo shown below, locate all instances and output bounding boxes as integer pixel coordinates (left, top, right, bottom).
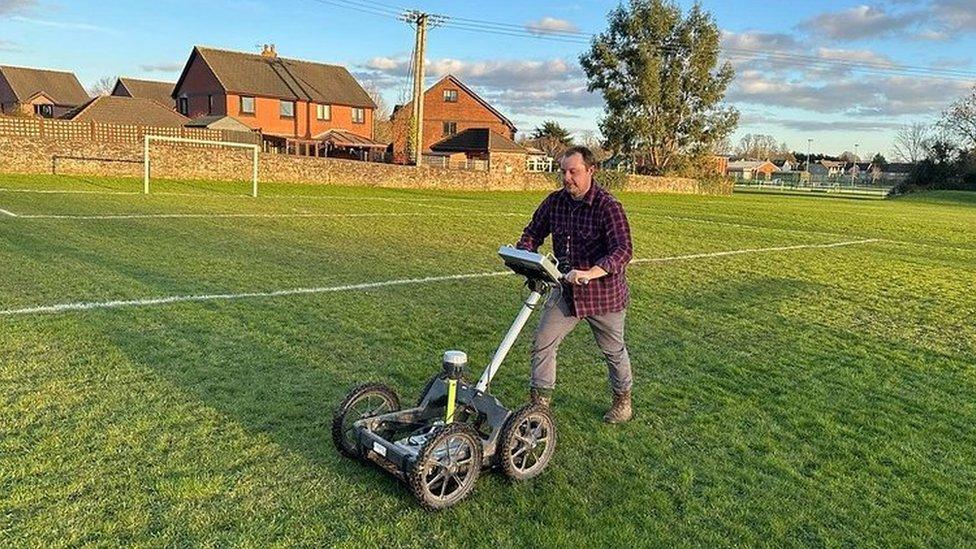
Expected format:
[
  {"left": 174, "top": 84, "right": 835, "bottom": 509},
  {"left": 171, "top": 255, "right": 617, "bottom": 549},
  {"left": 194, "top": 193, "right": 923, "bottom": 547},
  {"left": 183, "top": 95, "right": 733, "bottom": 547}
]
[{"left": 530, "top": 292, "right": 633, "bottom": 394}]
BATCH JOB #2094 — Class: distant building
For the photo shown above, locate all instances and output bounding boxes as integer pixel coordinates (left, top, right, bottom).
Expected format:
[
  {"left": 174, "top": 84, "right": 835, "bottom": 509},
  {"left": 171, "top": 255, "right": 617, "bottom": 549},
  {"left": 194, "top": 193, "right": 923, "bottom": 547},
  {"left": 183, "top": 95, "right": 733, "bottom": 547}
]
[
  {"left": 111, "top": 77, "right": 175, "bottom": 109},
  {"left": 171, "top": 45, "right": 379, "bottom": 154},
  {"left": 391, "top": 75, "right": 517, "bottom": 164},
  {"left": 61, "top": 96, "right": 189, "bottom": 127},
  {"left": 0, "top": 65, "right": 89, "bottom": 118},
  {"left": 728, "top": 160, "right": 777, "bottom": 180}
]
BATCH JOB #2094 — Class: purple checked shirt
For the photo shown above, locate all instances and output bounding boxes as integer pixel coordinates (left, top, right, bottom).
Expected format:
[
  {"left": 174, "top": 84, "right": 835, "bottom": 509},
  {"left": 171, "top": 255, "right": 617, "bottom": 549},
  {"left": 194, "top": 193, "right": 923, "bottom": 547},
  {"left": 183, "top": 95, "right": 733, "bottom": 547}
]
[{"left": 517, "top": 183, "right": 633, "bottom": 317}]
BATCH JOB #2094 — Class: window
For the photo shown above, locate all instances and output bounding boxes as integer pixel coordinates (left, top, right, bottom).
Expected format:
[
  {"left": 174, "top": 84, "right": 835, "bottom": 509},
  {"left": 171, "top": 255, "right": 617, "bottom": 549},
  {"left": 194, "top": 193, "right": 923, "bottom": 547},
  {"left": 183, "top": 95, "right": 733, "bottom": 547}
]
[
  {"left": 240, "top": 96, "right": 255, "bottom": 115},
  {"left": 443, "top": 89, "right": 458, "bottom": 102},
  {"left": 178, "top": 97, "right": 188, "bottom": 115},
  {"left": 207, "top": 95, "right": 213, "bottom": 115},
  {"left": 34, "top": 104, "right": 54, "bottom": 118},
  {"left": 316, "top": 104, "right": 331, "bottom": 120},
  {"left": 352, "top": 107, "right": 365, "bottom": 124},
  {"left": 443, "top": 121, "right": 457, "bottom": 136},
  {"left": 280, "top": 100, "right": 295, "bottom": 118}
]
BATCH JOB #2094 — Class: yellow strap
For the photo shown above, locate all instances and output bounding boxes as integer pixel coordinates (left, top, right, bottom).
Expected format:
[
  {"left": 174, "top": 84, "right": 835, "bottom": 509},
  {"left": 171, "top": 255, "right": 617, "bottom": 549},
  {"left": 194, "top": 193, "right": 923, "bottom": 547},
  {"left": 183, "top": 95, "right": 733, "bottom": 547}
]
[{"left": 446, "top": 379, "right": 457, "bottom": 424}]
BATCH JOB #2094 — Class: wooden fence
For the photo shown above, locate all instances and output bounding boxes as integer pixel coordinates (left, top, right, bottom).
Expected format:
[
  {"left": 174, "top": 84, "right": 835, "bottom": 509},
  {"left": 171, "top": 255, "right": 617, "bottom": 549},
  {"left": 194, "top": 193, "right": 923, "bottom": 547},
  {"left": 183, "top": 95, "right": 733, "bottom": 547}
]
[{"left": 0, "top": 116, "right": 261, "bottom": 146}]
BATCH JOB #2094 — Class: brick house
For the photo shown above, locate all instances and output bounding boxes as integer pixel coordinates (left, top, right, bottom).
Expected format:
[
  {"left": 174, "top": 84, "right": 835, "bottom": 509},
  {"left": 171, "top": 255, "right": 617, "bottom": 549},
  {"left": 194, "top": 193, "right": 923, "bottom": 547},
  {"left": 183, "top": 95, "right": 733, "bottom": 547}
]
[
  {"left": 111, "top": 77, "right": 175, "bottom": 109},
  {"left": 428, "top": 127, "right": 528, "bottom": 173},
  {"left": 808, "top": 160, "right": 846, "bottom": 177},
  {"left": 728, "top": 160, "right": 778, "bottom": 180},
  {"left": 0, "top": 65, "right": 89, "bottom": 118},
  {"left": 391, "top": 75, "right": 517, "bottom": 164},
  {"left": 171, "top": 45, "right": 379, "bottom": 155}
]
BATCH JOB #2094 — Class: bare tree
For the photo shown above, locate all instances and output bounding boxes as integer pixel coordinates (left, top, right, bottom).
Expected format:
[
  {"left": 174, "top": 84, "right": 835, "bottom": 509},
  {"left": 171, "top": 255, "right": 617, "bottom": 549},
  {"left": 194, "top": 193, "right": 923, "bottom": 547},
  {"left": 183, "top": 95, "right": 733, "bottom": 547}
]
[
  {"left": 87, "top": 76, "right": 116, "bottom": 97},
  {"left": 941, "top": 85, "right": 976, "bottom": 151},
  {"left": 735, "top": 133, "right": 780, "bottom": 159},
  {"left": 577, "top": 129, "right": 610, "bottom": 162},
  {"left": 891, "top": 122, "right": 932, "bottom": 163},
  {"left": 362, "top": 80, "right": 392, "bottom": 144}
]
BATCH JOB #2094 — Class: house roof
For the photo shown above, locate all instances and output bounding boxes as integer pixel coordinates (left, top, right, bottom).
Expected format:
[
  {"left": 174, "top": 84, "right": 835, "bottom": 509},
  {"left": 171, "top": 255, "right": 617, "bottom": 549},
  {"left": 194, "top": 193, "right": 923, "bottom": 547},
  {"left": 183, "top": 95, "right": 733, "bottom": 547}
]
[
  {"left": 819, "top": 160, "right": 846, "bottom": 168},
  {"left": 430, "top": 127, "right": 526, "bottom": 153},
  {"left": 173, "top": 46, "right": 376, "bottom": 109},
  {"left": 61, "top": 96, "right": 189, "bottom": 127},
  {"left": 314, "top": 128, "right": 387, "bottom": 148},
  {"left": 184, "top": 115, "right": 253, "bottom": 131},
  {"left": 0, "top": 65, "right": 89, "bottom": 106},
  {"left": 113, "top": 77, "right": 174, "bottom": 107},
  {"left": 394, "top": 75, "right": 517, "bottom": 132},
  {"left": 728, "top": 160, "right": 775, "bottom": 170}
]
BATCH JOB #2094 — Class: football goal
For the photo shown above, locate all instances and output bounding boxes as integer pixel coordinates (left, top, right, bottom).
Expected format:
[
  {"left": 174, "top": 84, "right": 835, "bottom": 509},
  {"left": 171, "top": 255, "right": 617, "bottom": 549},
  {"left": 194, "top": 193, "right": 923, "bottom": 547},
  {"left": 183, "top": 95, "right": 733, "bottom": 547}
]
[{"left": 143, "top": 135, "right": 260, "bottom": 197}]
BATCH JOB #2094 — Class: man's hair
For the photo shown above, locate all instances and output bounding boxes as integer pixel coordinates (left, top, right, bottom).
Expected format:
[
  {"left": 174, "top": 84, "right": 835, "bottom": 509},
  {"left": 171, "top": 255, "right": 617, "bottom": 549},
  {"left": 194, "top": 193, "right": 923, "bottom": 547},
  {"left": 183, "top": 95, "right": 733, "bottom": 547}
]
[{"left": 559, "top": 146, "right": 597, "bottom": 168}]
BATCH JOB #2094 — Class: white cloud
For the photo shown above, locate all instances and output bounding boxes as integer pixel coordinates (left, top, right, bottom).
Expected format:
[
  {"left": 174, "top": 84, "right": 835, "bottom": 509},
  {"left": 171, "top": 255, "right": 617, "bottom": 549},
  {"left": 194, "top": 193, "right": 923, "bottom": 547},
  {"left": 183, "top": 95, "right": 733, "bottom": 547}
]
[
  {"left": 0, "top": 39, "right": 19, "bottom": 52},
  {"left": 0, "top": 0, "right": 35, "bottom": 15},
  {"left": 728, "top": 71, "right": 972, "bottom": 117},
  {"left": 721, "top": 31, "right": 801, "bottom": 53},
  {"left": 799, "top": 5, "right": 916, "bottom": 41},
  {"left": 816, "top": 47, "right": 894, "bottom": 67},
  {"left": 358, "top": 55, "right": 598, "bottom": 117},
  {"left": 525, "top": 17, "right": 579, "bottom": 35},
  {"left": 11, "top": 15, "right": 117, "bottom": 34},
  {"left": 366, "top": 57, "right": 400, "bottom": 71},
  {"left": 139, "top": 62, "right": 184, "bottom": 73}
]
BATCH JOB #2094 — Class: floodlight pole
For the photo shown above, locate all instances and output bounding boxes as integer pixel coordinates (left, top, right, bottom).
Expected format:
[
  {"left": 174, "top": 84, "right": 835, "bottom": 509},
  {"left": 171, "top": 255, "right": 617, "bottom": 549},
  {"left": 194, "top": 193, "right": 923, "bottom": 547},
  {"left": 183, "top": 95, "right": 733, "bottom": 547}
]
[{"left": 144, "top": 135, "right": 150, "bottom": 194}]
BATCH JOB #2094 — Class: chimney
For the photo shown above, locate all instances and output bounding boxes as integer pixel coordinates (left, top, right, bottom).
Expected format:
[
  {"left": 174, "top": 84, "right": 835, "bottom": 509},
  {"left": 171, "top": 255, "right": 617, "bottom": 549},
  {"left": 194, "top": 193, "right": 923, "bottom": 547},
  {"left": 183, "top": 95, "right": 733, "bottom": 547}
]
[{"left": 261, "top": 44, "right": 278, "bottom": 59}]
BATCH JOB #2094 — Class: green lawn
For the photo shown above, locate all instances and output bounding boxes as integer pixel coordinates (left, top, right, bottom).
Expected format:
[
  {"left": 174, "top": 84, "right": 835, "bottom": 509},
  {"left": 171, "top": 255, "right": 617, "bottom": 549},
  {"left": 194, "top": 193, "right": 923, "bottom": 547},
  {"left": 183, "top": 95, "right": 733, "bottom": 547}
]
[{"left": 1, "top": 174, "right": 974, "bottom": 546}]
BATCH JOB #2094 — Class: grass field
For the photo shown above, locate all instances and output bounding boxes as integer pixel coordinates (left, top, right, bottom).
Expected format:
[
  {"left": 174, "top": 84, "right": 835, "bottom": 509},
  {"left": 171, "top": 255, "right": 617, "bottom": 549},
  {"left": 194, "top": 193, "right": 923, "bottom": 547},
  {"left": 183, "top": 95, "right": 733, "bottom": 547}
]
[{"left": 1, "top": 174, "right": 974, "bottom": 546}]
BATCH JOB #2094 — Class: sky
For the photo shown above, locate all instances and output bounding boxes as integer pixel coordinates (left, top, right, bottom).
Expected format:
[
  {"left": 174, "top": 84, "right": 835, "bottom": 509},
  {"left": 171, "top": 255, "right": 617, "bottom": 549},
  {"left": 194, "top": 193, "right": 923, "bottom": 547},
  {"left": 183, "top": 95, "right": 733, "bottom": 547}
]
[{"left": 1, "top": 0, "right": 975, "bottom": 158}]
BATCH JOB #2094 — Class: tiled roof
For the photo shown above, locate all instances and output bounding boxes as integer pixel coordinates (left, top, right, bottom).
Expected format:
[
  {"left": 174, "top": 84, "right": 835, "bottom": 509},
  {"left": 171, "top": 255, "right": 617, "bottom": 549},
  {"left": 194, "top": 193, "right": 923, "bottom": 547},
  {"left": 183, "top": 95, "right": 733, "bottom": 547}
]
[
  {"left": 114, "top": 77, "right": 174, "bottom": 107},
  {"left": 0, "top": 65, "right": 89, "bottom": 106},
  {"left": 430, "top": 127, "right": 526, "bottom": 153},
  {"left": 61, "top": 96, "right": 189, "bottom": 126},
  {"left": 176, "top": 46, "right": 376, "bottom": 108}
]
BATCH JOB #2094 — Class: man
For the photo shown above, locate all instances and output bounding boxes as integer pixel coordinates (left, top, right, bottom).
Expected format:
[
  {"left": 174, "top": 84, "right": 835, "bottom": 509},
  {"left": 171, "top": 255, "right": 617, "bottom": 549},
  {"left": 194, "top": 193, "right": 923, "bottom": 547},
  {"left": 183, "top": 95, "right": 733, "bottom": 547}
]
[{"left": 516, "top": 146, "right": 634, "bottom": 424}]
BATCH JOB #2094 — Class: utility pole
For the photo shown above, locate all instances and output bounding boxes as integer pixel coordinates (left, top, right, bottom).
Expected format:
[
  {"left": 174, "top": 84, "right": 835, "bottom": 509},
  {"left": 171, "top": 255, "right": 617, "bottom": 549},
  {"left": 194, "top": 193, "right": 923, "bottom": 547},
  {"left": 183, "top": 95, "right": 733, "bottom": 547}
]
[
  {"left": 401, "top": 11, "right": 444, "bottom": 167},
  {"left": 806, "top": 138, "right": 812, "bottom": 184},
  {"left": 853, "top": 143, "right": 859, "bottom": 186}
]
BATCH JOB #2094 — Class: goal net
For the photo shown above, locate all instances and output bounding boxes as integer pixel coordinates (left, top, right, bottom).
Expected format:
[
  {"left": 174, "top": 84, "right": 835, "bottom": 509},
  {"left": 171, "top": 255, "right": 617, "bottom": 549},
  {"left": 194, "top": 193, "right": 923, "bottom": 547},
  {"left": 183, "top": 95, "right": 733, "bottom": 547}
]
[{"left": 143, "top": 135, "right": 260, "bottom": 197}]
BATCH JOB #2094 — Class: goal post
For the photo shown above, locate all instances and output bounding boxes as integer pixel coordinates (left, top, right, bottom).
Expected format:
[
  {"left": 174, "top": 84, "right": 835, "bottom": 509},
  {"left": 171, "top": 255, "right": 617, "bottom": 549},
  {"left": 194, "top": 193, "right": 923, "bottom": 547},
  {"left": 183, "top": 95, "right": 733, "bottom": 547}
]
[{"left": 143, "top": 135, "right": 260, "bottom": 197}]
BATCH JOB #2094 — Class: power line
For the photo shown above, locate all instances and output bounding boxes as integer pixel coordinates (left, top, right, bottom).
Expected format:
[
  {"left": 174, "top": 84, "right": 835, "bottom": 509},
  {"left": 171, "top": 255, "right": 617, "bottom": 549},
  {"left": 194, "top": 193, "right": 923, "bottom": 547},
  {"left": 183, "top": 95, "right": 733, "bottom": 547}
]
[{"left": 308, "top": 0, "right": 976, "bottom": 82}]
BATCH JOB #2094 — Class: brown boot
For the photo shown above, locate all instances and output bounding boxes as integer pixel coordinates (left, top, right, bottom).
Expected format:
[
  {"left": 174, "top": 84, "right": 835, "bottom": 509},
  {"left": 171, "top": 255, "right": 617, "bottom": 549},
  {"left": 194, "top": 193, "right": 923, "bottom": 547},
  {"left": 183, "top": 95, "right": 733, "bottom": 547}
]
[
  {"left": 603, "top": 391, "right": 633, "bottom": 424},
  {"left": 529, "top": 387, "right": 552, "bottom": 408}
]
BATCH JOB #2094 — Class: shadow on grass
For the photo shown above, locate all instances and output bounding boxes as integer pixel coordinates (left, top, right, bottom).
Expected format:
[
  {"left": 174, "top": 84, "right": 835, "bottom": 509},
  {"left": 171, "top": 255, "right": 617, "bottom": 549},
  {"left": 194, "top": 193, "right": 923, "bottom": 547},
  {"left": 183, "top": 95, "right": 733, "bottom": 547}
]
[{"left": 62, "top": 267, "right": 976, "bottom": 543}]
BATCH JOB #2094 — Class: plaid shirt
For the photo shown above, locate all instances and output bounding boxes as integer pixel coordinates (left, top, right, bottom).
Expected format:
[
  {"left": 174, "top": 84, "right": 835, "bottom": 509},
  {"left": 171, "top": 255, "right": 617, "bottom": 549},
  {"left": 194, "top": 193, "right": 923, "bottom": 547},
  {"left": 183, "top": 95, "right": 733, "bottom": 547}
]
[{"left": 517, "top": 183, "right": 633, "bottom": 317}]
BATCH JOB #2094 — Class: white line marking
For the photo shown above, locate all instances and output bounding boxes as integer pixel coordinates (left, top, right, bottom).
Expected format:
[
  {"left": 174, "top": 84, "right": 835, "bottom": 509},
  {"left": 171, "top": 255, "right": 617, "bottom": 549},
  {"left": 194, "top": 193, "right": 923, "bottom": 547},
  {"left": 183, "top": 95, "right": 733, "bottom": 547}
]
[
  {"left": 631, "top": 238, "right": 881, "bottom": 264},
  {"left": 0, "top": 187, "right": 139, "bottom": 195},
  {"left": 0, "top": 207, "right": 18, "bottom": 217},
  {"left": 13, "top": 211, "right": 522, "bottom": 220},
  {"left": 628, "top": 210, "right": 853, "bottom": 239},
  {"left": 0, "top": 239, "right": 881, "bottom": 317},
  {"left": 0, "top": 187, "right": 469, "bottom": 207}
]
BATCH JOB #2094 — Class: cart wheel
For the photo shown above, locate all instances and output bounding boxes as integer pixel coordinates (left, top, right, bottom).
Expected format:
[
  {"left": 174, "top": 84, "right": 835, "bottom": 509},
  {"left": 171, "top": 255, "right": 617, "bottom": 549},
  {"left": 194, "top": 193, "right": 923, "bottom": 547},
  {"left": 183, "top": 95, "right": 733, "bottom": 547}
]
[
  {"left": 498, "top": 403, "right": 556, "bottom": 481},
  {"left": 332, "top": 383, "right": 400, "bottom": 459},
  {"left": 407, "top": 423, "right": 483, "bottom": 510}
]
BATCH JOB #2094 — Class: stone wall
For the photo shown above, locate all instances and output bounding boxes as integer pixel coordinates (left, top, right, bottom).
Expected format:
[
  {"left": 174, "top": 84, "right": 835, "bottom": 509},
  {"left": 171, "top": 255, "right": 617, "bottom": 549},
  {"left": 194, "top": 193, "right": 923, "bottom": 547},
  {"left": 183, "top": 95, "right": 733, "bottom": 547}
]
[{"left": 0, "top": 135, "right": 730, "bottom": 195}]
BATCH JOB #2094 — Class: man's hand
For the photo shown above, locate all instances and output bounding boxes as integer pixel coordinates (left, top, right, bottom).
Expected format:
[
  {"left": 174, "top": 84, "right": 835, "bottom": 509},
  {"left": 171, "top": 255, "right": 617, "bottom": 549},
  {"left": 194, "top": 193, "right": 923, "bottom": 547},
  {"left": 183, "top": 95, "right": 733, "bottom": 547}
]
[{"left": 566, "top": 266, "right": 608, "bottom": 285}]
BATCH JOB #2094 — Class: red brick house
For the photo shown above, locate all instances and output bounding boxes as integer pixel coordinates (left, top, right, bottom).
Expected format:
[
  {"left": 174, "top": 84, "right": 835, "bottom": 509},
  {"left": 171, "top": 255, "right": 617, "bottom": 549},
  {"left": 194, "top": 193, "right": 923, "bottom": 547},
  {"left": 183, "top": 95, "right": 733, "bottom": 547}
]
[
  {"left": 171, "top": 45, "right": 380, "bottom": 155},
  {"left": 111, "top": 77, "right": 175, "bottom": 109},
  {"left": 0, "top": 65, "right": 89, "bottom": 118},
  {"left": 391, "top": 75, "right": 517, "bottom": 164}
]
